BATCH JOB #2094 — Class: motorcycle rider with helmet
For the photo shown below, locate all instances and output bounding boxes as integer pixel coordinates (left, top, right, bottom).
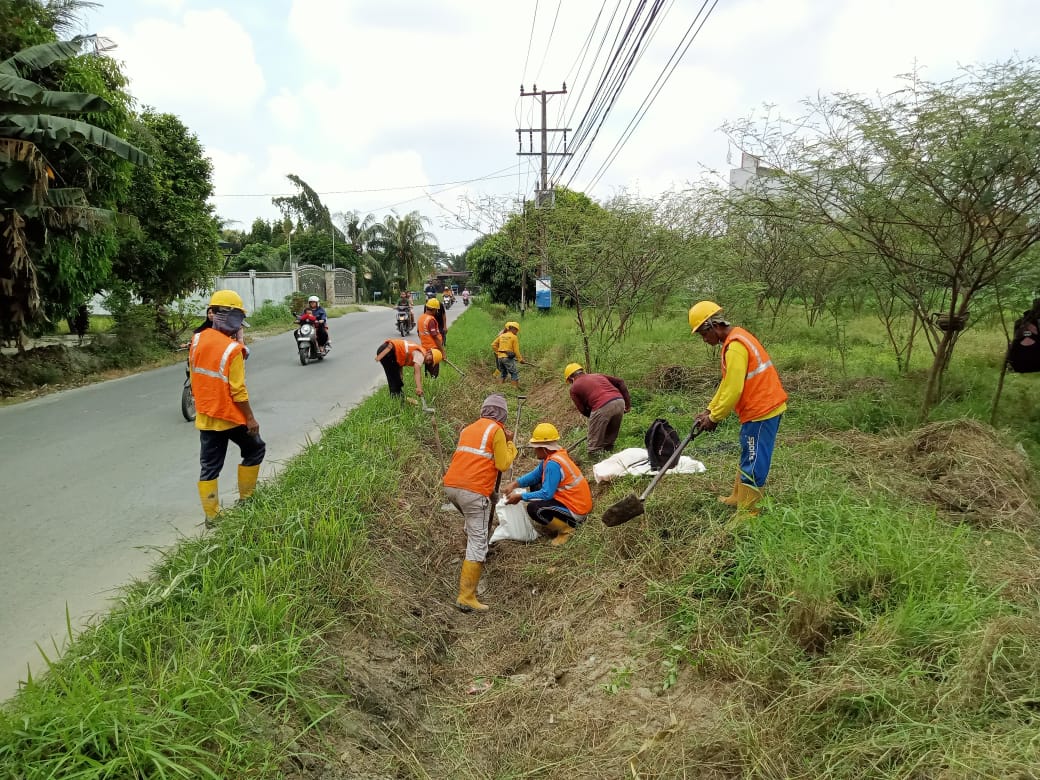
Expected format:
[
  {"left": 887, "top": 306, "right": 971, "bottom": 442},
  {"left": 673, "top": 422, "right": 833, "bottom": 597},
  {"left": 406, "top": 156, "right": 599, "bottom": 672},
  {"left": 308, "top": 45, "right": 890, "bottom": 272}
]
[
  {"left": 397, "top": 290, "right": 416, "bottom": 330},
  {"left": 302, "top": 295, "right": 330, "bottom": 354}
]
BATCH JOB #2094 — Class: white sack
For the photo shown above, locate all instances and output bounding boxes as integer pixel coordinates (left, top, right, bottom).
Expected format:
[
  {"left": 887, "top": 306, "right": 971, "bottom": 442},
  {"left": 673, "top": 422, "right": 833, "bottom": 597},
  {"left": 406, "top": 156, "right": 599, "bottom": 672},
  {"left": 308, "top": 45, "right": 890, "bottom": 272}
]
[
  {"left": 592, "top": 447, "right": 706, "bottom": 483},
  {"left": 489, "top": 499, "right": 539, "bottom": 544}
]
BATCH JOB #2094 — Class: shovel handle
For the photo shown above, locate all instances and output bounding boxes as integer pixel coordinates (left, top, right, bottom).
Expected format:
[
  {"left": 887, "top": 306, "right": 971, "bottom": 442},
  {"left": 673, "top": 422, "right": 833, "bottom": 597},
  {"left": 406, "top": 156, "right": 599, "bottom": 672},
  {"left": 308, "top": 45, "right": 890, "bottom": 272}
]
[{"left": 637, "top": 425, "right": 702, "bottom": 501}]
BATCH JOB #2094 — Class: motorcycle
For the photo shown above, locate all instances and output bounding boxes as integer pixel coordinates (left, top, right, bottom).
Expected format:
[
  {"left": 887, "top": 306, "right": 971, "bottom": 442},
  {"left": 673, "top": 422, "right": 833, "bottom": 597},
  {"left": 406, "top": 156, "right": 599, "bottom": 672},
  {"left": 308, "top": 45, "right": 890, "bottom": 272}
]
[
  {"left": 396, "top": 305, "right": 414, "bottom": 336},
  {"left": 443, "top": 295, "right": 454, "bottom": 311},
  {"left": 462, "top": 295, "right": 470, "bottom": 307},
  {"left": 181, "top": 364, "right": 195, "bottom": 422},
  {"left": 294, "top": 311, "right": 327, "bottom": 365}
]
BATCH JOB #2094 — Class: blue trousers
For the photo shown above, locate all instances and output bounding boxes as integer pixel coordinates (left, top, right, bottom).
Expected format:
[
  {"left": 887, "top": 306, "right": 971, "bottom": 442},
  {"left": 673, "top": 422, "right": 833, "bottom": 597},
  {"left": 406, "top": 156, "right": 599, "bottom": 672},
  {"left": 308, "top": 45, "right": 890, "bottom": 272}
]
[{"left": 738, "top": 414, "right": 782, "bottom": 489}]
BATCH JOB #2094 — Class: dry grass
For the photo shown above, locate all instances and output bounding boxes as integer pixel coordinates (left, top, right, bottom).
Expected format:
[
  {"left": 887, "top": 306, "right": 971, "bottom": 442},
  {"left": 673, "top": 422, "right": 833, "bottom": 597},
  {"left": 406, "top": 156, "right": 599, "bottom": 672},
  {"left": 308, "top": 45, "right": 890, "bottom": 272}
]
[{"left": 834, "top": 419, "right": 1039, "bottom": 530}]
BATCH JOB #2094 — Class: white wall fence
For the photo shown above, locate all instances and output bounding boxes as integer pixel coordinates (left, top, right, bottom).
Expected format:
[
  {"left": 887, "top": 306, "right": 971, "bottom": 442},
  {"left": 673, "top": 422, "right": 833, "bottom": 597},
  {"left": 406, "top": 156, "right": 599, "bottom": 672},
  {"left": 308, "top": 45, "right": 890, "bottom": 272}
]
[{"left": 90, "top": 264, "right": 356, "bottom": 315}]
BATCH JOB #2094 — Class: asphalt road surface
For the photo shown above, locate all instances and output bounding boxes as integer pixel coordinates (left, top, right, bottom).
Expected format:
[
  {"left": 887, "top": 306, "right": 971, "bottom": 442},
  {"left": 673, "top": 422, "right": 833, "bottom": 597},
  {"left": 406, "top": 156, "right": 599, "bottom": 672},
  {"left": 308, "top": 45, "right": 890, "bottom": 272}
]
[{"left": 0, "top": 302, "right": 462, "bottom": 700}]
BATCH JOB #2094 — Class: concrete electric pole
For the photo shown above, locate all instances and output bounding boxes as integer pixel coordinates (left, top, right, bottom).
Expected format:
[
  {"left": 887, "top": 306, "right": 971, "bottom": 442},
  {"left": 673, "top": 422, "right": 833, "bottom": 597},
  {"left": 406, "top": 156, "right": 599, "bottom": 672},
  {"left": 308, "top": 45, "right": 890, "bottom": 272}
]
[{"left": 517, "top": 83, "right": 571, "bottom": 279}]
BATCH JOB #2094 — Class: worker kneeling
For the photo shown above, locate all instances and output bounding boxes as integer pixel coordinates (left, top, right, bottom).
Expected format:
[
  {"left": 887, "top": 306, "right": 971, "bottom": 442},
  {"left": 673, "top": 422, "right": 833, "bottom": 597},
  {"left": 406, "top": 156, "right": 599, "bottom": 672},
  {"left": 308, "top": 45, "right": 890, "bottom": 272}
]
[
  {"left": 504, "top": 423, "right": 592, "bottom": 546},
  {"left": 443, "top": 394, "right": 517, "bottom": 613}
]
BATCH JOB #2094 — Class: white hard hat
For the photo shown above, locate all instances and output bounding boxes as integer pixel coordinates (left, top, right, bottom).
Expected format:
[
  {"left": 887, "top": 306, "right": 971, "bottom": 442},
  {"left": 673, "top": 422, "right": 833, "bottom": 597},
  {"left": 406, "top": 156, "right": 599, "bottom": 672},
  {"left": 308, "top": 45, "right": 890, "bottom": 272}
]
[{"left": 308, "top": 295, "right": 320, "bottom": 303}]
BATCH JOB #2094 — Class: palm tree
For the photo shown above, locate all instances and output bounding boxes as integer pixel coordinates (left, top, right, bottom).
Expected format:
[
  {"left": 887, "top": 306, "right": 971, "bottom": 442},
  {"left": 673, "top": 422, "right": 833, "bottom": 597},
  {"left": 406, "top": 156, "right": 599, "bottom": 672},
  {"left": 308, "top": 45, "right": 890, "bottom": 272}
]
[
  {"left": 366, "top": 210, "right": 437, "bottom": 288},
  {"left": 0, "top": 36, "right": 148, "bottom": 333}
]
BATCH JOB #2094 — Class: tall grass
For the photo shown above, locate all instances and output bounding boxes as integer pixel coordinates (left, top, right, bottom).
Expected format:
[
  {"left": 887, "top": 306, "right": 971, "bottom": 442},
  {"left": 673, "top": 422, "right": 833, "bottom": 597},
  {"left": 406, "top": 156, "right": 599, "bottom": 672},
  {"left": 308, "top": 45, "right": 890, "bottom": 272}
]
[{"left": 0, "top": 396, "right": 419, "bottom": 776}]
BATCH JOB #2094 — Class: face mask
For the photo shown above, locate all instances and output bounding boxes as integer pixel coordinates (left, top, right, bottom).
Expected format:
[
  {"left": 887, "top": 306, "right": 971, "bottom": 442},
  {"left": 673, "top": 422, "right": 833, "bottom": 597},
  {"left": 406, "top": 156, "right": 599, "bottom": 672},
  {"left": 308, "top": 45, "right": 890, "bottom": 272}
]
[{"left": 213, "top": 309, "right": 245, "bottom": 334}]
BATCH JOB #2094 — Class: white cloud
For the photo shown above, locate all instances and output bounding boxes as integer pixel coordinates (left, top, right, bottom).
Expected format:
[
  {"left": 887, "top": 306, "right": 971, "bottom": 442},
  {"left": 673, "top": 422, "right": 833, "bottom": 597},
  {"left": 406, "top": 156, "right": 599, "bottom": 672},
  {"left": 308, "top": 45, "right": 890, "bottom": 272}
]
[{"left": 101, "top": 9, "right": 265, "bottom": 117}]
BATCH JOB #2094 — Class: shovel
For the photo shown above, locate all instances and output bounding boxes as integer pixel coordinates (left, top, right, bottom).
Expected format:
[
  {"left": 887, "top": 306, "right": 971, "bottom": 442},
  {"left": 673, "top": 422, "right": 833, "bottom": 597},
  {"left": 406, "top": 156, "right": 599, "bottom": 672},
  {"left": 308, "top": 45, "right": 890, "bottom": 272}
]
[{"left": 601, "top": 425, "right": 703, "bottom": 527}]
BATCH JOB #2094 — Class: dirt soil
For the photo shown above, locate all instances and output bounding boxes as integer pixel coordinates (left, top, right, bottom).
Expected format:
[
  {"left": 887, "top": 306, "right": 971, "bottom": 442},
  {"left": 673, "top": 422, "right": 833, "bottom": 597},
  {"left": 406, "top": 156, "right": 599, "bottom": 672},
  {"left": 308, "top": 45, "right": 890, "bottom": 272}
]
[{"left": 280, "top": 363, "right": 731, "bottom": 779}]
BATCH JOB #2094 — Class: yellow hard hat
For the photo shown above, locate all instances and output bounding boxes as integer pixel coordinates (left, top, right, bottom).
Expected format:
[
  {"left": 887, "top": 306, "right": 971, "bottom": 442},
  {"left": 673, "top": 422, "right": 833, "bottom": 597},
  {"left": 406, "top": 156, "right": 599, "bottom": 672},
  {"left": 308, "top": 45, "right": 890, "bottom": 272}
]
[
  {"left": 430, "top": 348, "right": 443, "bottom": 365},
  {"left": 209, "top": 289, "right": 246, "bottom": 314},
  {"left": 688, "top": 300, "right": 722, "bottom": 334},
  {"left": 528, "top": 422, "right": 560, "bottom": 445},
  {"left": 505, "top": 321, "right": 520, "bottom": 332},
  {"left": 426, "top": 298, "right": 441, "bottom": 310},
  {"left": 563, "top": 362, "right": 583, "bottom": 382}
]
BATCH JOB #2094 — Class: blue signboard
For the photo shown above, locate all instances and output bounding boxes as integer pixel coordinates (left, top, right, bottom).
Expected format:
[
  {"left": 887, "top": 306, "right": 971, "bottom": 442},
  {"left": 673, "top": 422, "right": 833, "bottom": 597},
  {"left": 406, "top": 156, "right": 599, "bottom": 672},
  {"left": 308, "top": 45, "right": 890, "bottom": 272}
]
[{"left": 535, "top": 277, "right": 551, "bottom": 309}]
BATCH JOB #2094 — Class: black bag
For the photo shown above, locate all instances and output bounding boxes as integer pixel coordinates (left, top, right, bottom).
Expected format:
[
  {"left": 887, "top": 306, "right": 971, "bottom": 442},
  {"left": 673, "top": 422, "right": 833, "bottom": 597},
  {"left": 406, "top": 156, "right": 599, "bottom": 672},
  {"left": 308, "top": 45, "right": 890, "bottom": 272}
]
[
  {"left": 1008, "top": 298, "right": 1040, "bottom": 374},
  {"left": 645, "top": 418, "right": 681, "bottom": 472}
]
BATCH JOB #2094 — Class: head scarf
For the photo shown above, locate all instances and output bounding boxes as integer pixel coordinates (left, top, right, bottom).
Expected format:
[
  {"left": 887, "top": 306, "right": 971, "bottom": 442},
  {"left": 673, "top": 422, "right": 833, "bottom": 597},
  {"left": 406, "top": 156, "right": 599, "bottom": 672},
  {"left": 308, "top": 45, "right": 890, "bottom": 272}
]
[
  {"left": 212, "top": 308, "right": 246, "bottom": 335},
  {"left": 480, "top": 393, "right": 508, "bottom": 423}
]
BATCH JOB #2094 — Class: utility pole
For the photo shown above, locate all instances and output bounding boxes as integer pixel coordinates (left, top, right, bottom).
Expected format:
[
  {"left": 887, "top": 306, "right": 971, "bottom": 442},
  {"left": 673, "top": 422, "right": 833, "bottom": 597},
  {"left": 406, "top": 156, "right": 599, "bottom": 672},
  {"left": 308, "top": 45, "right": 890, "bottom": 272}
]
[{"left": 517, "top": 83, "right": 571, "bottom": 276}]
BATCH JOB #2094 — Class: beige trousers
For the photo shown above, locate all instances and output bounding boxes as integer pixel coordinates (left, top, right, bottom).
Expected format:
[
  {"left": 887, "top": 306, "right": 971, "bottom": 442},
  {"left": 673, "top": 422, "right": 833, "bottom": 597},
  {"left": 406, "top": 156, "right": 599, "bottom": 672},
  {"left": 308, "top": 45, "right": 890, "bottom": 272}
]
[{"left": 444, "top": 486, "right": 492, "bottom": 562}]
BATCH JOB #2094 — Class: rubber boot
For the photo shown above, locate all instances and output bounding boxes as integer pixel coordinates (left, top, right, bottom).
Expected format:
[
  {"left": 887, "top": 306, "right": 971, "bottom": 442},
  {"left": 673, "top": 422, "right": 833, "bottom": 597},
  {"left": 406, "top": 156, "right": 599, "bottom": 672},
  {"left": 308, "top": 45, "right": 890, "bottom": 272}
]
[
  {"left": 718, "top": 472, "right": 741, "bottom": 506},
  {"left": 238, "top": 464, "right": 260, "bottom": 501},
  {"left": 725, "top": 483, "right": 762, "bottom": 531},
  {"left": 455, "top": 560, "right": 489, "bottom": 612},
  {"left": 545, "top": 518, "right": 575, "bottom": 546},
  {"left": 198, "top": 479, "right": 220, "bottom": 525}
]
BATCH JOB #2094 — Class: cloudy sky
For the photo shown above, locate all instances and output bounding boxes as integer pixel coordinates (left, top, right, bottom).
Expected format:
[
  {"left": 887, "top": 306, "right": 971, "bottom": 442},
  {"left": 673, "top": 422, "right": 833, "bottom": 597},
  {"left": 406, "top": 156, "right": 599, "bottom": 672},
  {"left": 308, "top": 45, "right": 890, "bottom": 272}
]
[{"left": 84, "top": 0, "right": 1040, "bottom": 253}]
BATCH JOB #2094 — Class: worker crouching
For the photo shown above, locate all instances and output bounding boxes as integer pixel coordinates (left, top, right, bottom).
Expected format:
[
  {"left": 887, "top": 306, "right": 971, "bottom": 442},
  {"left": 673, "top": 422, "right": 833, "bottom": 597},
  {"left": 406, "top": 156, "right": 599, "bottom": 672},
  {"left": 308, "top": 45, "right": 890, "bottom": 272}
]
[
  {"left": 504, "top": 423, "right": 592, "bottom": 546},
  {"left": 443, "top": 394, "right": 517, "bottom": 612}
]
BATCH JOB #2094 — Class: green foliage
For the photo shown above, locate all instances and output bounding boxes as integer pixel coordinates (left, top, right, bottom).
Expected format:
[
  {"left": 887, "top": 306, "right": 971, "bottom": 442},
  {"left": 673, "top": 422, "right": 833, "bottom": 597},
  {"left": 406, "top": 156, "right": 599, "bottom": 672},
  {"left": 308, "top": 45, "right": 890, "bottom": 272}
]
[
  {"left": 113, "top": 111, "right": 220, "bottom": 304},
  {"left": 466, "top": 232, "right": 532, "bottom": 306},
  {"left": 366, "top": 210, "right": 437, "bottom": 287},
  {"left": 232, "top": 242, "right": 284, "bottom": 272}
]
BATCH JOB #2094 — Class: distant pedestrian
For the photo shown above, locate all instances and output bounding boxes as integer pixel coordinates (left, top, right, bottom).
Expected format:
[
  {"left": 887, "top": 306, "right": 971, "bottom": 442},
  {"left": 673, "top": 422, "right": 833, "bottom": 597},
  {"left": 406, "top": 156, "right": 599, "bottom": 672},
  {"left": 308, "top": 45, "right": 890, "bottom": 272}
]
[
  {"left": 688, "top": 301, "right": 787, "bottom": 519},
  {"left": 563, "top": 363, "right": 631, "bottom": 459}
]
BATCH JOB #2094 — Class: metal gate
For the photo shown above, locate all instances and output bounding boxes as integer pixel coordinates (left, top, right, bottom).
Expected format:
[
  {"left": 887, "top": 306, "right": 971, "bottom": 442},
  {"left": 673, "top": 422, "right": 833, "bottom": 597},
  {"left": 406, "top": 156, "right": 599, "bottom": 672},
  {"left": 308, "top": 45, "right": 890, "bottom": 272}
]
[
  {"left": 296, "top": 264, "right": 325, "bottom": 300},
  {"left": 333, "top": 268, "right": 355, "bottom": 305}
]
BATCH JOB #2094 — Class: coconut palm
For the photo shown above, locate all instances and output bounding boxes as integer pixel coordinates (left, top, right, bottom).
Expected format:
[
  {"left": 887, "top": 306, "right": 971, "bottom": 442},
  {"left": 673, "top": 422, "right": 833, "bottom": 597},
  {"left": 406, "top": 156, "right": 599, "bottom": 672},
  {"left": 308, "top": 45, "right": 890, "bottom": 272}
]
[
  {"left": 0, "top": 35, "right": 148, "bottom": 332},
  {"left": 366, "top": 210, "right": 437, "bottom": 288}
]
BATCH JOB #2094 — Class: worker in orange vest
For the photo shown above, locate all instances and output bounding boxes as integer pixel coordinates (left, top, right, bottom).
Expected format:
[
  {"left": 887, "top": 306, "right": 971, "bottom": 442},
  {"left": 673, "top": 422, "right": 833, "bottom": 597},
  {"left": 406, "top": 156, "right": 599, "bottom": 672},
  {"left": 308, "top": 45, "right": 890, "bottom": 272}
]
[
  {"left": 689, "top": 301, "right": 787, "bottom": 519},
  {"left": 504, "top": 422, "right": 592, "bottom": 546},
  {"left": 442, "top": 393, "right": 517, "bottom": 612},
  {"left": 189, "top": 290, "right": 265, "bottom": 525},
  {"left": 417, "top": 298, "right": 445, "bottom": 378},
  {"left": 374, "top": 338, "right": 442, "bottom": 399}
]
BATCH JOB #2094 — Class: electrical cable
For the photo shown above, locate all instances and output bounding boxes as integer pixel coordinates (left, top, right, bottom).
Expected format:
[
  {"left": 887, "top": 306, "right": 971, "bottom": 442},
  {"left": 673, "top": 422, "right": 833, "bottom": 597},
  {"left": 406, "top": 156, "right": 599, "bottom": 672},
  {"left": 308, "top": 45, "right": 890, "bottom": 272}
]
[
  {"left": 533, "top": 0, "right": 564, "bottom": 85},
  {"left": 583, "top": 0, "right": 719, "bottom": 192},
  {"left": 212, "top": 165, "right": 521, "bottom": 199}
]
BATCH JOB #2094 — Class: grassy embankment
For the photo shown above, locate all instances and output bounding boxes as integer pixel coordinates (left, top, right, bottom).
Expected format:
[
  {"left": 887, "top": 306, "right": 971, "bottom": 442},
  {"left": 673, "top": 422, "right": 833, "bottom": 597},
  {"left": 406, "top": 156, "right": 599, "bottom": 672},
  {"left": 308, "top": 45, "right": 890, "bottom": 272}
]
[{"left": 1, "top": 302, "right": 1038, "bottom": 778}]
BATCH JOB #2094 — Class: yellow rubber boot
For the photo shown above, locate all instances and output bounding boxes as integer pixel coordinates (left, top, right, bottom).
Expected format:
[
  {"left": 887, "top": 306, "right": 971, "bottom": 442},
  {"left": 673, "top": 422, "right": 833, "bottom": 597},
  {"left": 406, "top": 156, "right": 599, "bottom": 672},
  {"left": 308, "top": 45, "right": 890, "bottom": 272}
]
[
  {"left": 238, "top": 464, "right": 260, "bottom": 501},
  {"left": 197, "top": 479, "right": 220, "bottom": 523},
  {"left": 718, "top": 472, "right": 741, "bottom": 506},
  {"left": 455, "top": 560, "right": 489, "bottom": 613},
  {"left": 735, "top": 482, "right": 762, "bottom": 516},
  {"left": 546, "top": 518, "right": 575, "bottom": 546}
]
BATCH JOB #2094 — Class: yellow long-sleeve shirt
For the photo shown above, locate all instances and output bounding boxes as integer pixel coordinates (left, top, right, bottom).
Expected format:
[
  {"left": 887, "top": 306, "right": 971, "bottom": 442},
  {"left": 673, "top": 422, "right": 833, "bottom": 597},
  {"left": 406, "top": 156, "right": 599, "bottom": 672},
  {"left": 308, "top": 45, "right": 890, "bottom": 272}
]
[
  {"left": 707, "top": 342, "right": 787, "bottom": 423},
  {"left": 491, "top": 331, "right": 522, "bottom": 362},
  {"left": 491, "top": 427, "right": 519, "bottom": 472}
]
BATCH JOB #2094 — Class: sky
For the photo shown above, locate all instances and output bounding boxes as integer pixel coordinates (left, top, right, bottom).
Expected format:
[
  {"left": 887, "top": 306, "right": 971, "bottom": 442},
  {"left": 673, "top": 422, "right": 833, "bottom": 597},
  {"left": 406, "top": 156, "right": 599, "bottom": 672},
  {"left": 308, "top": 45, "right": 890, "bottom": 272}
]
[{"left": 80, "top": 0, "right": 1040, "bottom": 254}]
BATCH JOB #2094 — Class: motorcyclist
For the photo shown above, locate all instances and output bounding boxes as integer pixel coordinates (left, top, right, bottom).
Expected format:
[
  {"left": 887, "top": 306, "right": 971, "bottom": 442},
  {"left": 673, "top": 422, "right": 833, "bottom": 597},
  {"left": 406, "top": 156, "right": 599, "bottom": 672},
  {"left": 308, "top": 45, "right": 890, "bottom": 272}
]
[
  {"left": 461, "top": 288, "right": 471, "bottom": 306},
  {"left": 397, "top": 290, "right": 416, "bottom": 329},
  {"left": 443, "top": 287, "right": 454, "bottom": 307},
  {"left": 301, "top": 295, "right": 330, "bottom": 354}
]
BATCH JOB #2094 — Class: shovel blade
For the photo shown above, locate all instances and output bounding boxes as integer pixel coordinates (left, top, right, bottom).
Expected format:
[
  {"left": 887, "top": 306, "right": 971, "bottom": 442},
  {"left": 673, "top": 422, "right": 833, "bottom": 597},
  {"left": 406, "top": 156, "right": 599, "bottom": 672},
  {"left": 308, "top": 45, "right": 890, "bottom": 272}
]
[{"left": 601, "top": 494, "right": 646, "bottom": 527}]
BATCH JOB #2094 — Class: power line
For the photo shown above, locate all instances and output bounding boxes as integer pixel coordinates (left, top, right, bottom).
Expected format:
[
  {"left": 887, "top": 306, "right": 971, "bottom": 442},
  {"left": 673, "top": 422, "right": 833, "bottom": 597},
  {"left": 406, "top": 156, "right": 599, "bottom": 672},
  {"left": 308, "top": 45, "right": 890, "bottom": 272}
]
[
  {"left": 212, "top": 166, "right": 521, "bottom": 198},
  {"left": 520, "top": 0, "right": 540, "bottom": 82},
  {"left": 533, "top": 0, "right": 564, "bottom": 85},
  {"left": 584, "top": 0, "right": 719, "bottom": 192}
]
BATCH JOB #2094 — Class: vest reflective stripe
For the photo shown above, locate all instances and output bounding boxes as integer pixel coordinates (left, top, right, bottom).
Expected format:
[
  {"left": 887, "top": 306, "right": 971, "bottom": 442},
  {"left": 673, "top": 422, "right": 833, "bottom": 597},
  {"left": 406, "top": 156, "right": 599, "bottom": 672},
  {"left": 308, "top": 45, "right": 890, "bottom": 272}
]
[
  {"left": 444, "top": 419, "right": 504, "bottom": 495},
  {"left": 545, "top": 451, "right": 593, "bottom": 515},
  {"left": 723, "top": 327, "right": 787, "bottom": 423},
  {"left": 391, "top": 339, "right": 423, "bottom": 365},
  {"left": 190, "top": 329, "right": 247, "bottom": 425},
  {"left": 417, "top": 314, "right": 440, "bottom": 351}
]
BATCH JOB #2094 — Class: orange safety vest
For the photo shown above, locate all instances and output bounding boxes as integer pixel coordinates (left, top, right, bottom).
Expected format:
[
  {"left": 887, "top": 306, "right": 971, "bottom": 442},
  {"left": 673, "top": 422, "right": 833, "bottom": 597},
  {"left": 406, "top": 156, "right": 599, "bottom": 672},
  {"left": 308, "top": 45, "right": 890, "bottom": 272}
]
[
  {"left": 443, "top": 418, "right": 506, "bottom": 496},
  {"left": 722, "top": 327, "right": 787, "bottom": 423},
  {"left": 417, "top": 312, "right": 441, "bottom": 352},
  {"left": 189, "top": 328, "right": 247, "bottom": 425},
  {"left": 544, "top": 450, "right": 593, "bottom": 515},
  {"left": 389, "top": 338, "right": 423, "bottom": 366}
]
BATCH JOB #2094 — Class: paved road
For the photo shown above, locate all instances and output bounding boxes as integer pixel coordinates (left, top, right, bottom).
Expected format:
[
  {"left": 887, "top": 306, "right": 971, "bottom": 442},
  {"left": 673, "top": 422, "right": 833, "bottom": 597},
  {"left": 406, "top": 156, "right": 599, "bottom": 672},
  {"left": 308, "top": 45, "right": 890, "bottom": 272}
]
[{"left": 0, "top": 303, "right": 462, "bottom": 699}]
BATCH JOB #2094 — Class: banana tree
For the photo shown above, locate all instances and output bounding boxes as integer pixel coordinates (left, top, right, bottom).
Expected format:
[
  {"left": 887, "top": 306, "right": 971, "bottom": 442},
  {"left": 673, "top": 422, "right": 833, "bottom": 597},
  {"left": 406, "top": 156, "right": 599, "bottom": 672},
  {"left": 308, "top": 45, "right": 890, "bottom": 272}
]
[{"left": 0, "top": 35, "right": 148, "bottom": 339}]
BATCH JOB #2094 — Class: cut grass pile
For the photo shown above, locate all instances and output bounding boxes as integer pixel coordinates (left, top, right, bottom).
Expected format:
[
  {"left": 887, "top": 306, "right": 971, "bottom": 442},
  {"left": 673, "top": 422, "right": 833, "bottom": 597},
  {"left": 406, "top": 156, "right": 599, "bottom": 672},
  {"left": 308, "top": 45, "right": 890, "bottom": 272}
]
[{"left": 2, "top": 302, "right": 1038, "bottom": 778}]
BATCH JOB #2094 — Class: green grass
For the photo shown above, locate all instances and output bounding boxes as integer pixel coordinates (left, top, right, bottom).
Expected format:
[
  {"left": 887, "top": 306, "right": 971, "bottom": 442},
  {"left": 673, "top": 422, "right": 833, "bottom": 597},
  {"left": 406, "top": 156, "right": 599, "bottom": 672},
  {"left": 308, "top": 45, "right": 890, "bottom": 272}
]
[{"left": 3, "top": 298, "right": 1038, "bottom": 777}]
